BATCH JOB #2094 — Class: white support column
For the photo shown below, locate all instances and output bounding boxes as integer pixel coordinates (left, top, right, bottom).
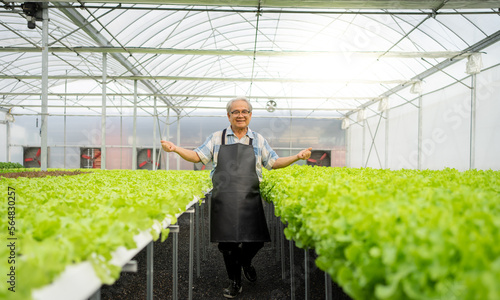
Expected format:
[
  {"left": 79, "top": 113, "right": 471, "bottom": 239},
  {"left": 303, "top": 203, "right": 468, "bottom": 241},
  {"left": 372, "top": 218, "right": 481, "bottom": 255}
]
[
  {"left": 176, "top": 115, "right": 180, "bottom": 170},
  {"left": 120, "top": 96, "right": 123, "bottom": 169},
  {"left": 362, "top": 120, "right": 366, "bottom": 168},
  {"left": 153, "top": 97, "right": 157, "bottom": 171},
  {"left": 40, "top": 3, "right": 49, "bottom": 171},
  {"left": 6, "top": 121, "right": 10, "bottom": 162},
  {"left": 417, "top": 95, "right": 423, "bottom": 170},
  {"left": 346, "top": 126, "right": 350, "bottom": 168},
  {"left": 64, "top": 72, "right": 67, "bottom": 168},
  {"left": 132, "top": 80, "right": 138, "bottom": 170},
  {"left": 101, "top": 53, "right": 107, "bottom": 170},
  {"left": 385, "top": 110, "right": 389, "bottom": 169},
  {"left": 470, "top": 74, "right": 477, "bottom": 170},
  {"left": 166, "top": 108, "right": 170, "bottom": 171},
  {"left": 289, "top": 117, "right": 293, "bottom": 157}
]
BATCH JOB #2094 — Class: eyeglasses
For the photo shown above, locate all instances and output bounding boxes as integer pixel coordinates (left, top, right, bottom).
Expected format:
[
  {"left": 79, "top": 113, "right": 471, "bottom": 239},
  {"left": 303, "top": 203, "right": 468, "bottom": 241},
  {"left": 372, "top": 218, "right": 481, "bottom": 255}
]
[{"left": 230, "top": 110, "right": 251, "bottom": 116}]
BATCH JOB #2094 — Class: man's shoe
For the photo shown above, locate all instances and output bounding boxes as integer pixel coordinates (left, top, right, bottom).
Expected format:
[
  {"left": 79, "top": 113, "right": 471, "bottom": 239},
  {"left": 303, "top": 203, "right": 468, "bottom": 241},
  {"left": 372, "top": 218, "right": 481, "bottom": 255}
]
[
  {"left": 243, "top": 265, "right": 257, "bottom": 282},
  {"left": 223, "top": 281, "right": 242, "bottom": 299}
]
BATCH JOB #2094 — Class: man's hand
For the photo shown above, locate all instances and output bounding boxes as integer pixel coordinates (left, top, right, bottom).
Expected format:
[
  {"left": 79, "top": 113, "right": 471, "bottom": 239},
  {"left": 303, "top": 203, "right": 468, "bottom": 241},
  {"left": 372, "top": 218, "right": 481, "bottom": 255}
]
[
  {"left": 297, "top": 147, "right": 312, "bottom": 160},
  {"left": 161, "top": 140, "right": 176, "bottom": 152},
  {"left": 273, "top": 147, "right": 313, "bottom": 169},
  {"left": 161, "top": 141, "right": 201, "bottom": 163}
]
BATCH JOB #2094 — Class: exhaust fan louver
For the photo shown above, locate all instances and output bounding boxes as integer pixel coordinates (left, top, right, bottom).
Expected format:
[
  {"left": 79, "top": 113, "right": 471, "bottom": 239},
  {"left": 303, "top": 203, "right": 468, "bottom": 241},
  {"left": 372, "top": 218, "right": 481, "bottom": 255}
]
[
  {"left": 306, "top": 150, "right": 331, "bottom": 167},
  {"left": 24, "top": 147, "right": 45, "bottom": 168},
  {"left": 80, "top": 148, "right": 101, "bottom": 169},
  {"left": 137, "top": 148, "right": 160, "bottom": 170}
]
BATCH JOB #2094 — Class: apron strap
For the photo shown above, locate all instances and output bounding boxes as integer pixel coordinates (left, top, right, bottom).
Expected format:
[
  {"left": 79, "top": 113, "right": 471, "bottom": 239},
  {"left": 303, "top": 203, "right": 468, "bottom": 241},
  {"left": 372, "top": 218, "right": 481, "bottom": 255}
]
[
  {"left": 222, "top": 128, "right": 227, "bottom": 145},
  {"left": 221, "top": 128, "right": 253, "bottom": 145}
]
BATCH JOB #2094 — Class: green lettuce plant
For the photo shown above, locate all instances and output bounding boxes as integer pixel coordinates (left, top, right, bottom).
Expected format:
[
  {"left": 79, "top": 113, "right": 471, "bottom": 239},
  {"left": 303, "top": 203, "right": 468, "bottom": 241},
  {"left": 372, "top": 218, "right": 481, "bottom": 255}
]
[
  {"left": 0, "top": 169, "right": 211, "bottom": 300},
  {"left": 261, "top": 166, "right": 500, "bottom": 300}
]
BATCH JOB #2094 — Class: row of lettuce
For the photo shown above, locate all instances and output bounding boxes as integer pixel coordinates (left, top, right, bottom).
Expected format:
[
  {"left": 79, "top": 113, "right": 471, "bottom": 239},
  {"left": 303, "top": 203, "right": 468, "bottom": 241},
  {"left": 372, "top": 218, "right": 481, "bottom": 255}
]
[
  {"left": 0, "top": 162, "right": 24, "bottom": 169},
  {"left": 0, "top": 169, "right": 211, "bottom": 300},
  {"left": 261, "top": 166, "right": 500, "bottom": 300}
]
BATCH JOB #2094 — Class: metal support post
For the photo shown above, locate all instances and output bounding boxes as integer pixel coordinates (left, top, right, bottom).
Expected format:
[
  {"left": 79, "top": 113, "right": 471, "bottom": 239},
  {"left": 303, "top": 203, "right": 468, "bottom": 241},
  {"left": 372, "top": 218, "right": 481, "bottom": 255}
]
[
  {"left": 153, "top": 97, "right": 157, "bottom": 170},
  {"left": 187, "top": 208, "right": 195, "bottom": 300},
  {"left": 269, "top": 203, "right": 275, "bottom": 250},
  {"left": 325, "top": 272, "right": 332, "bottom": 300},
  {"left": 40, "top": 3, "right": 49, "bottom": 171},
  {"left": 176, "top": 115, "right": 180, "bottom": 170},
  {"left": 64, "top": 72, "right": 67, "bottom": 168},
  {"left": 362, "top": 119, "right": 366, "bottom": 167},
  {"left": 280, "top": 220, "right": 286, "bottom": 280},
  {"left": 132, "top": 80, "right": 138, "bottom": 170},
  {"left": 195, "top": 202, "right": 201, "bottom": 278},
  {"left": 120, "top": 97, "right": 123, "bottom": 168},
  {"left": 275, "top": 210, "right": 280, "bottom": 263},
  {"left": 169, "top": 225, "right": 179, "bottom": 300},
  {"left": 166, "top": 108, "right": 170, "bottom": 170},
  {"left": 470, "top": 74, "right": 477, "bottom": 170},
  {"left": 208, "top": 193, "right": 211, "bottom": 244},
  {"left": 305, "top": 248, "right": 310, "bottom": 300},
  {"left": 289, "top": 239, "right": 295, "bottom": 300},
  {"left": 346, "top": 126, "right": 350, "bottom": 168},
  {"left": 101, "top": 53, "right": 107, "bottom": 170},
  {"left": 6, "top": 121, "right": 10, "bottom": 162},
  {"left": 146, "top": 241, "right": 154, "bottom": 300},
  {"left": 385, "top": 110, "right": 390, "bottom": 169},
  {"left": 201, "top": 198, "right": 207, "bottom": 260},
  {"left": 417, "top": 95, "right": 423, "bottom": 170}
]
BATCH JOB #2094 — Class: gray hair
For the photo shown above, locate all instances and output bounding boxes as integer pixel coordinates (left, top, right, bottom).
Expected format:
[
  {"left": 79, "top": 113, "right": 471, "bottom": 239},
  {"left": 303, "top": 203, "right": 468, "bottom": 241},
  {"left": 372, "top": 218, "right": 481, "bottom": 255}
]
[{"left": 226, "top": 97, "right": 252, "bottom": 114}]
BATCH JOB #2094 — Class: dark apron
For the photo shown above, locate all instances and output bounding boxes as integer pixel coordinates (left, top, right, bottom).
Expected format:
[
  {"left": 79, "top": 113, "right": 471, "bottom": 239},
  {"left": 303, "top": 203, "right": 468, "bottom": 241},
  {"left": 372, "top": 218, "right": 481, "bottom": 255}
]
[{"left": 210, "top": 129, "right": 271, "bottom": 243}]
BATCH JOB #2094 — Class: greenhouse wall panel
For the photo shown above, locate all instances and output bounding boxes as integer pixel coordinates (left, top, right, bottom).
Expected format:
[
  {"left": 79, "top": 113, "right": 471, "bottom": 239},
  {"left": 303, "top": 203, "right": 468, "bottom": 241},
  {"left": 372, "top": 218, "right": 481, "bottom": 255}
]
[
  {"left": 64, "top": 147, "right": 82, "bottom": 169},
  {"left": 10, "top": 116, "right": 39, "bottom": 147},
  {"left": 47, "top": 146, "right": 65, "bottom": 168},
  {"left": 387, "top": 104, "right": 419, "bottom": 170},
  {"left": 348, "top": 124, "right": 364, "bottom": 168},
  {"left": 475, "top": 66, "right": 500, "bottom": 170},
  {"left": 364, "top": 114, "right": 386, "bottom": 169},
  {"left": 422, "top": 82, "right": 471, "bottom": 170},
  {"left": 105, "top": 147, "right": 133, "bottom": 170},
  {"left": 9, "top": 146, "right": 23, "bottom": 165}
]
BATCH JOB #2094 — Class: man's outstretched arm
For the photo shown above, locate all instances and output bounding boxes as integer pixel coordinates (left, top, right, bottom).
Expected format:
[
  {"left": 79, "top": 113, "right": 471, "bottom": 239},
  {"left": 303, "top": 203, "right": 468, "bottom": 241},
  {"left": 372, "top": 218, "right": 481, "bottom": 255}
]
[
  {"left": 272, "top": 147, "right": 312, "bottom": 169},
  {"left": 161, "top": 140, "right": 201, "bottom": 163}
]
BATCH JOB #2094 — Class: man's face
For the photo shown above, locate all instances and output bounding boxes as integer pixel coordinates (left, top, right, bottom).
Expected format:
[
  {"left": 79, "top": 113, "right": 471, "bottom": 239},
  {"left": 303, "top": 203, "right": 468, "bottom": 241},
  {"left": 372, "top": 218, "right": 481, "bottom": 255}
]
[{"left": 228, "top": 100, "right": 252, "bottom": 131}]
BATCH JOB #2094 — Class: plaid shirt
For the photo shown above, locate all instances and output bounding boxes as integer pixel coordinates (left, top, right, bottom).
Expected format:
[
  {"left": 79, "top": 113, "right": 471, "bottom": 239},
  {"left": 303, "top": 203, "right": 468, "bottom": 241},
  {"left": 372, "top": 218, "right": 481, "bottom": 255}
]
[{"left": 194, "top": 126, "right": 279, "bottom": 181}]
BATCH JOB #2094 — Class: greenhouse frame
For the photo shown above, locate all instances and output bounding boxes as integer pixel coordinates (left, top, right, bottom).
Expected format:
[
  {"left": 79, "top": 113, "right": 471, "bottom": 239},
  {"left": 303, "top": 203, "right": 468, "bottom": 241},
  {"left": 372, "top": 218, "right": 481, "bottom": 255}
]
[
  {"left": 1, "top": 1, "right": 500, "bottom": 300},
  {"left": 1, "top": 0, "right": 499, "bottom": 171}
]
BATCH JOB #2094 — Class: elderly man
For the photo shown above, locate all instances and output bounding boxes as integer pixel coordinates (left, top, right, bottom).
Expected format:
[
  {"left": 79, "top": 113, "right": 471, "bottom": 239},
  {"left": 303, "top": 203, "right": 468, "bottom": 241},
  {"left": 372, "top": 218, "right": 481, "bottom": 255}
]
[{"left": 161, "top": 97, "right": 311, "bottom": 298}]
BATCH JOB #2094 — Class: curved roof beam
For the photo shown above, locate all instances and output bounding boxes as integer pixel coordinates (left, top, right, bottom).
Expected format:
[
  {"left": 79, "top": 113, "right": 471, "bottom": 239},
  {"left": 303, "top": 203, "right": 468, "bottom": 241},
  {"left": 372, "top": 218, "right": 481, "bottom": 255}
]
[
  {"left": 40, "top": 0, "right": 500, "bottom": 10},
  {"left": 0, "top": 74, "right": 420, "bottom": 85},
  {"left": 53, "top": 2, "right": 181, "bottom": 114},
  {"left": 0, "top": 47, "right": 478, "bottom": 59}
]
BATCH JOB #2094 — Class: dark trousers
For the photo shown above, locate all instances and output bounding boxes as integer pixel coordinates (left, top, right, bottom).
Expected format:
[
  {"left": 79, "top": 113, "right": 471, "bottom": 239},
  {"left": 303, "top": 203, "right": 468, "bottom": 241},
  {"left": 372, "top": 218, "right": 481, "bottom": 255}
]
[{"left": 218, "top": 242, "right": 264, "bottom": 283}]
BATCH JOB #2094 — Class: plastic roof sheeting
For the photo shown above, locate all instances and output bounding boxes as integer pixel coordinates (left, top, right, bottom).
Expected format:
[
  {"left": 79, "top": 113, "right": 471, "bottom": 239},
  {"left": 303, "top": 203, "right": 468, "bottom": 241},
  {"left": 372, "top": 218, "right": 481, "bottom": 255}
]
[{"left": 1, "top": 1, "right": 500, "bottom": 119}]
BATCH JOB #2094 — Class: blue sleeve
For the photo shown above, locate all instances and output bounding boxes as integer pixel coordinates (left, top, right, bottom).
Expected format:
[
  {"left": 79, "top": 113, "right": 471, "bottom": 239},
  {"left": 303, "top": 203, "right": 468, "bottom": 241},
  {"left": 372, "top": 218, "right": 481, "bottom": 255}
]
[
  {"left": 194, "top": 133, "right": 214, "bottom": 165},
  {"left": 261, "top": 136, "right": 279, "bottom": 170}
]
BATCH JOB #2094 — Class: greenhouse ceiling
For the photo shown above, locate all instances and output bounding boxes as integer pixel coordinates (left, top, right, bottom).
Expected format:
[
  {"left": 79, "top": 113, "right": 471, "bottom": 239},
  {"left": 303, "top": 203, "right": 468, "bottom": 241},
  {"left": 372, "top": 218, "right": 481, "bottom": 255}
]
[{"left": 1, "top": 0, "right": 500, "bottom": 120}]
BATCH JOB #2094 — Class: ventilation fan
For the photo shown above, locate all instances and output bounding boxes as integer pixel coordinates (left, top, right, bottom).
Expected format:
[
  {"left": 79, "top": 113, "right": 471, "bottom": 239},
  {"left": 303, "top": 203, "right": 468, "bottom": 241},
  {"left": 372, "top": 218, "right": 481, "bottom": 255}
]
[
  {"left": 24, "top": 147, "right": 46, "bottom": 168},
  {"left": 80, "top": 148, "right": 101, "bottom": 169},
  {"left": 137, "top": 148, "right": 160, "bottom": 170},
  {"left": 306, "top": 150, "right": 331, "bottom": 167},
  {"left": 266, "top": 100, "right": 277, "bottom": 112},
  {"left": 194, "top": 161, "right": 213, "bottom": 171}
]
